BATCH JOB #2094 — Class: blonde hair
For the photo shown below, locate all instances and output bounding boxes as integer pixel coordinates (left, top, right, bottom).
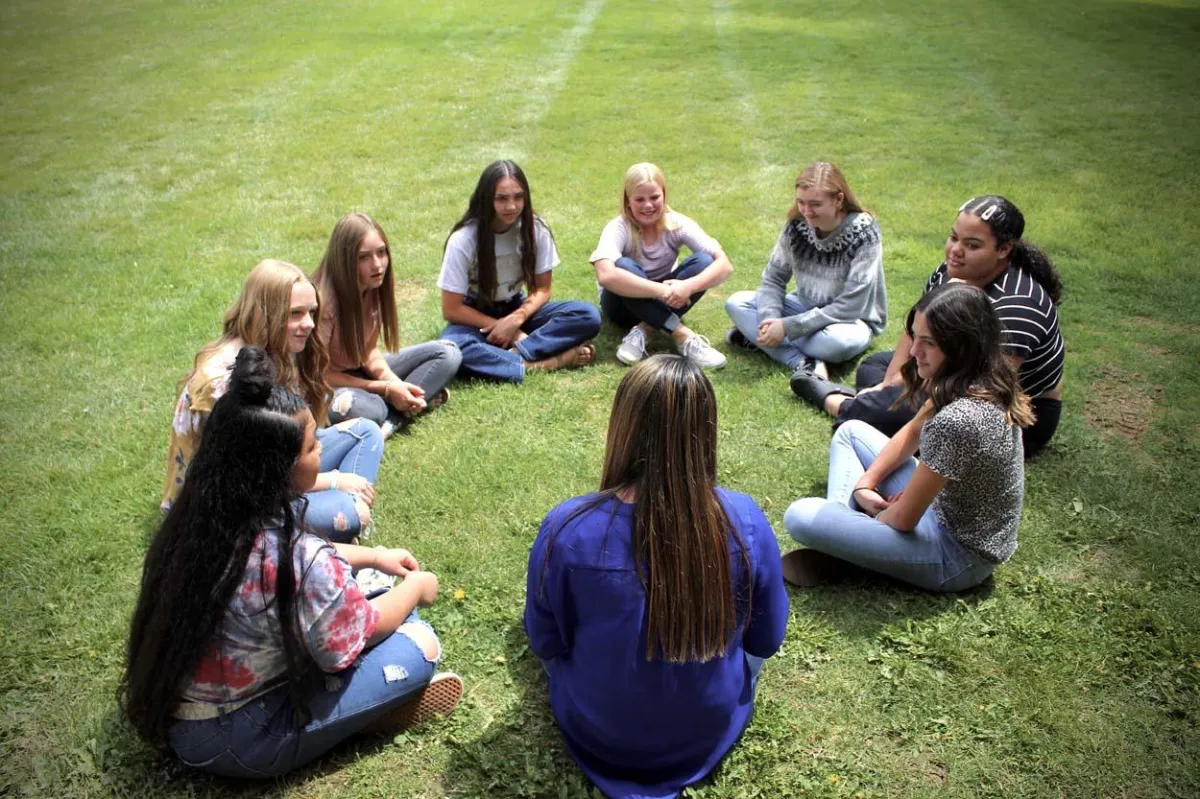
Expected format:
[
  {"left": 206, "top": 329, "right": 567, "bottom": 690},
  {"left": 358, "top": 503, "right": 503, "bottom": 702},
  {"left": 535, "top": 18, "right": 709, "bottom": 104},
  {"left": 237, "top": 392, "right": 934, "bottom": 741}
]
[
  {"left": 787, "top": 161, "right": 866, "bottom": 221},
  {"left": 311, "top": 212, "right": 399, "bottom": 368},
  {"left": 191, "top": 260, "right": 330, "bottom": 423},
  {"left": 620, "top": 162, "right": 680, "bottom": 260}
]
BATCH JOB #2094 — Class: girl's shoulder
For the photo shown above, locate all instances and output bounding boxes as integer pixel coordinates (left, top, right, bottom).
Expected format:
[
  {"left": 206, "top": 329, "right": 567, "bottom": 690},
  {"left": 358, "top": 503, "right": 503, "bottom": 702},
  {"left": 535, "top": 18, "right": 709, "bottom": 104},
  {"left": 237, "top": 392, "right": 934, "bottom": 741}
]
[
  {"left": 446, "top": 221, "right": 480, "bottom": 250},
  {"left": 187, "top": 339, "right": 242, "bottom": 406}
]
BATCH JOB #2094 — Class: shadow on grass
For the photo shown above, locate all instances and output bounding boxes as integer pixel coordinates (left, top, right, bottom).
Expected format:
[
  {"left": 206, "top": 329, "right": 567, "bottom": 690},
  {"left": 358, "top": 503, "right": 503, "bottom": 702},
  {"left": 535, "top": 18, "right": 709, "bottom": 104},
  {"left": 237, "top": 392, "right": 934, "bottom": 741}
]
[
  {"left": 443, "top": 621, "right": 600, "bottom": 799},
  {"left": 786, "top": 571, "right": 996, "bottom": 641}
]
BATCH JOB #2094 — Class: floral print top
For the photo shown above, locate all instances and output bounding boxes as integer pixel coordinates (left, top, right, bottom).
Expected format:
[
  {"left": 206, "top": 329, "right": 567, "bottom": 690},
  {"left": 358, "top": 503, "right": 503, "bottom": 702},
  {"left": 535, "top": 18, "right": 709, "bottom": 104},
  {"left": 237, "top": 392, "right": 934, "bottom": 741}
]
[
  {"left": 160, "top": 339, "right": 242, "bottom": 513},
  {"left": 180, "top": 526, "right": 379, "bottom": 704}
]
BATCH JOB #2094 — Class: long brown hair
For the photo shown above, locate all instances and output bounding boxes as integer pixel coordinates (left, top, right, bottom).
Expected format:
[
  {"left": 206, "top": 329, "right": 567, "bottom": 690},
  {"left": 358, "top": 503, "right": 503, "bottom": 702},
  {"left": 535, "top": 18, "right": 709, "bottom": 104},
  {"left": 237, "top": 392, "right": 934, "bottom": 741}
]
[
  {"left": 312, "top": 212, "right": 399, "bottom": 366},
  {"left": 897, "top": 282, "right": 1034, "bottom": 427},
  {"left": 189, "top": 260, "right": 330, "bottom": 423},
  {"left": 787, "top": 161, "right": 866, "bottom": 220},
  {"left": 596, "top": 355, "right": 750, "bottom": 663},
  {"left": 445, "top": 160, "right": 544, "bottom": 309}
]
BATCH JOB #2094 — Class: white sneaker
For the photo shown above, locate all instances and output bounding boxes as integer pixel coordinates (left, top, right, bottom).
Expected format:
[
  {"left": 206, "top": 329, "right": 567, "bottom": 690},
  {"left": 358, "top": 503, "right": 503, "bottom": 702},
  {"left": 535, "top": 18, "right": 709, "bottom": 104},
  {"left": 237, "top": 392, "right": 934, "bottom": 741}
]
[
  {"left": 617, "top": 327, "right": 649, "bottom": 365},
  {"left": 679, "top": 334, "right": 727, "bottom": 369}
]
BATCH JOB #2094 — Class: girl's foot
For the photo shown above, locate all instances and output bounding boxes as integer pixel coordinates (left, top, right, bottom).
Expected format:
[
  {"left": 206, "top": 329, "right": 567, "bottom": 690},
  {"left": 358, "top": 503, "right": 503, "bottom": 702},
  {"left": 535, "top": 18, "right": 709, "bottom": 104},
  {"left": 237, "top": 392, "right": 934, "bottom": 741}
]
[
  {"left": 678, "top": 334, "right": 726, "bottom": 369},
  {"left": 426, "top": 387, "right": 450, "bottom": 411},
  {"left": 780, "top": 549, "right": 864, "bottom": 587},
  {"left": 529, "top": 343, "right": 596, "bottom": 372},
  {"left": 362, "top": 672, "right": 464, "bottom": 735},
  {"left": 617, "top": 327, "right": 649, "bottom": 365}
]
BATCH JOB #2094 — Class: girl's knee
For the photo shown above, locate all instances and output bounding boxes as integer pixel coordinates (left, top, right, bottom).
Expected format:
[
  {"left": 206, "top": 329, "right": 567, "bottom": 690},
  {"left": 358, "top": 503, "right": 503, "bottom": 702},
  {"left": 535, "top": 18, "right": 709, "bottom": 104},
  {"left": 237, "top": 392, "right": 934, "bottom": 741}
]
[
  {"left": 725, "top": 290, "right": 755, "bottom": 314},
  {"left": 330, "top": 389, "right": 355, "bottom": 418},
  {"left": 783, "top": 497, "right": 826, "bottom": 542},
  {"left": 397, "top": 621, "right": 442, "bottom": 662},
  {"left": 354, "top": 498, "right": 372, "bottom": 528}
]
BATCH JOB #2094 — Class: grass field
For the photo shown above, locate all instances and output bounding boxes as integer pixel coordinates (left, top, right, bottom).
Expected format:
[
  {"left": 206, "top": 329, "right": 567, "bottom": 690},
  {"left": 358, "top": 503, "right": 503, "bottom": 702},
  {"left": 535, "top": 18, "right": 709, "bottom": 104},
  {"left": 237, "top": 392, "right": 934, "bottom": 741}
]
[{"left": 2, "top": 0, "right": 1199, "bottom": 796}]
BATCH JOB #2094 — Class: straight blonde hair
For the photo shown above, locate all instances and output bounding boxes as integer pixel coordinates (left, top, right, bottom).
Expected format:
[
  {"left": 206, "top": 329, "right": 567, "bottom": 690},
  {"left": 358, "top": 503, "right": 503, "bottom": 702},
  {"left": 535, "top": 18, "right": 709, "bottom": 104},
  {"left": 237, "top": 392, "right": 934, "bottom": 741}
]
[
  {"left": 787, "top": 161, "right": 866, "bottom": 220},
  {"left": 620, "top": 162, "right": 681, "bottom": 260}
]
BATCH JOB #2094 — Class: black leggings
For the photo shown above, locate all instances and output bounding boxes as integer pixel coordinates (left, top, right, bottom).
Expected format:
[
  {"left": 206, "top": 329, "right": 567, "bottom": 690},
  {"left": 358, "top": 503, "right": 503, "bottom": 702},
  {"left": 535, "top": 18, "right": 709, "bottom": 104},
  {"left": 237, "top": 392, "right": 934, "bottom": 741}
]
[{"left": 834, "top": 351, "right": 1062, "bottom": 458}]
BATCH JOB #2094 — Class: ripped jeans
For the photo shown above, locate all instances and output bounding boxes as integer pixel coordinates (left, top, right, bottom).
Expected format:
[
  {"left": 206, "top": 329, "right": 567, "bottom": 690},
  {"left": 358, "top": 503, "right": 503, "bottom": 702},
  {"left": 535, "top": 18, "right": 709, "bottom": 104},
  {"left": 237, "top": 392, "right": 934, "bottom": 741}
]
[
  {"left": 300, "top": 418, "right": 384, "bottom": 544},
  {"left": 168, "top": 611, "right": 440, "bottom": 778}
]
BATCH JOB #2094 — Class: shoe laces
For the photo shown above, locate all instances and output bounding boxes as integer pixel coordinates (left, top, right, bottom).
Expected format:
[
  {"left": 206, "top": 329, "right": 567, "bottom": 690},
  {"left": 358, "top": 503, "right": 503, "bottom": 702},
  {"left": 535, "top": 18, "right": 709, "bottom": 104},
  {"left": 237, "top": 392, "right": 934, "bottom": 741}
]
[
  {"left": 622, "top": 327, "right": 647, "bottom": 351},
  {"left": 681, "top": 334, "right": 714, "bottom": 357}
]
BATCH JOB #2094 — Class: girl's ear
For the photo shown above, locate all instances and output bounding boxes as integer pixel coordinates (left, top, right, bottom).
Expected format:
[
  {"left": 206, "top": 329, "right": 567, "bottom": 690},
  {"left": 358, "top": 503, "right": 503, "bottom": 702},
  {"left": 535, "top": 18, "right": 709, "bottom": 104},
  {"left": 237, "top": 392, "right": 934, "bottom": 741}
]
[
  {"left": 997, "top": 240, "right": 1015, "bottom": 260},
  {"left": 836, "top": 191, "right": 845, "bottom": 211}
]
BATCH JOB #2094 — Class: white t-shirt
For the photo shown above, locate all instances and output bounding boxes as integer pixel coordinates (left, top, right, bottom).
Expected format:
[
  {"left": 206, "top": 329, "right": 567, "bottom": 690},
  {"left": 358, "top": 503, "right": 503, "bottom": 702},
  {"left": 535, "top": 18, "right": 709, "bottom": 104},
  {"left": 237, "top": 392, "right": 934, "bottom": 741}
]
[
  {"left": 437, "top": 219, "right": 559, "bottom": 303},
  {"left": 588, "top": 212, "right": 721, "bottom": 281}
]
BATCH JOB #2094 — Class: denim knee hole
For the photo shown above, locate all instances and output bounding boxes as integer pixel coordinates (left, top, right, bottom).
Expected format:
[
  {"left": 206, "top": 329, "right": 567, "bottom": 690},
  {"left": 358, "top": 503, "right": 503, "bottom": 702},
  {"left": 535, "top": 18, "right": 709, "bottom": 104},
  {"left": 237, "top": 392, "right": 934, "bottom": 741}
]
[{"left": 397, "top": 621, "right": 441, "bottom": 662}]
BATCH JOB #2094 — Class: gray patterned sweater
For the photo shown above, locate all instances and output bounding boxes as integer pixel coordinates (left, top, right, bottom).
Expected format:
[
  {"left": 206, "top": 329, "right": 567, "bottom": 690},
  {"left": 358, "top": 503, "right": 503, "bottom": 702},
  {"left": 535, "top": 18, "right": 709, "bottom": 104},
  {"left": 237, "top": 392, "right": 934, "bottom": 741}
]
[{"left": 755, "top": 212, "right": 887, "bottom": 340}]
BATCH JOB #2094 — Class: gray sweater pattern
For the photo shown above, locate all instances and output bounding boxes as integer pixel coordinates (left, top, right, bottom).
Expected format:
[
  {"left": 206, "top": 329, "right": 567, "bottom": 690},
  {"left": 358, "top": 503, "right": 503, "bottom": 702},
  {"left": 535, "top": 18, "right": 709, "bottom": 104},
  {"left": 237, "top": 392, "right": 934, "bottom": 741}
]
[{"left": 755, "top": 212, "right": 887, "bottom": 340}]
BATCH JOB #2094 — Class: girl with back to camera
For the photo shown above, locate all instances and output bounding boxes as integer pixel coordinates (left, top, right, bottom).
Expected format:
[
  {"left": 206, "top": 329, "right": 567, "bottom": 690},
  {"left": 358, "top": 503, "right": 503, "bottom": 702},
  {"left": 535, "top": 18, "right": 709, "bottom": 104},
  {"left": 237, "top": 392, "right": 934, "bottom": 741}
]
[
  {"left": 792, "top": 195, "right": 1064, "bottom": 458},
  {"left": 163, "top": 259, "right": 382, "bottom": 543},
  {"left": 128, "top": 347, "right": 461, "bottom": 779},
  {"left": 525, "top": 355, "right": 789, "bottom": 799},
  {"left": 438, "top": 159, "right": 601, "bottom": 382},
  {"left": 783, "top": 282, "right": 1032, "bottom": 592},
  {"left": 591, "top": 162, "right": 734, "bottom": 369},
  {"left": 724, "top": 161, "right": 887, "bottom": 385},
  {"left": 313, "top": 212, "right": 462, "bottom": 437}
]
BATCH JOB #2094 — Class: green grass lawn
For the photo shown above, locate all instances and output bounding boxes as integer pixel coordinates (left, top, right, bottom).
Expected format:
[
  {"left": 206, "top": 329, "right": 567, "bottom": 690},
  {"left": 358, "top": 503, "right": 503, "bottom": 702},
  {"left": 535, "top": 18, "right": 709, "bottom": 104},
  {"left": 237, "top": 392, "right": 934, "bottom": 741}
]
[{"left": 2, "top": 0, "right": 1199, "bottom": 796}]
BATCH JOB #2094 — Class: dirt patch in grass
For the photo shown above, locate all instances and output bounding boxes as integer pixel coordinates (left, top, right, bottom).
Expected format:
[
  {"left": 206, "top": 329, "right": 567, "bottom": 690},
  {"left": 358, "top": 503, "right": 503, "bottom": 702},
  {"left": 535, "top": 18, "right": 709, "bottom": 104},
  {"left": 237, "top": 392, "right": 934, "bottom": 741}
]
[
  {"left": 1083, "top": 365, "right": 1162, "bottom": 442},
  {"left": 394, "top": 279, "right": 428, "bottom": 305}
]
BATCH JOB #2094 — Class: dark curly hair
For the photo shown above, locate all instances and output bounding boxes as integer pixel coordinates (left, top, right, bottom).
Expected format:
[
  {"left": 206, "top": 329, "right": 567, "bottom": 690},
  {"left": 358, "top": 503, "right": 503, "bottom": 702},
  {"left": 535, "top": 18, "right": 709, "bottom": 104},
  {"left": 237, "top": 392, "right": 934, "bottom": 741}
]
[
  {"left": 958, "top": 195, "right": 1063, "bottom": 304},
  {"left": 122, "top": 346, "right": 315, "bottom": 744}
]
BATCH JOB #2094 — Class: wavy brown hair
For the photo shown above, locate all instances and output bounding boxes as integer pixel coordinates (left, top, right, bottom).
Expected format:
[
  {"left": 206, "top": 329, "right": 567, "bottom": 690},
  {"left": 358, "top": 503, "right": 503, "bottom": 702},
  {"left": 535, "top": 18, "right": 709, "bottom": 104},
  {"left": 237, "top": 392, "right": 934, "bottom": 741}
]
[
  {"left": 188, "top": 260, "right": 330, "bottom": 423},
  {"left": 312, "top": 212, "right": 399, "bottom": 367},
  {"left": 596, "top": 355, "right": 750, "bottom": 663},
  {"left": 897, "top": 282, "right": 1034, "bottom": 428}
]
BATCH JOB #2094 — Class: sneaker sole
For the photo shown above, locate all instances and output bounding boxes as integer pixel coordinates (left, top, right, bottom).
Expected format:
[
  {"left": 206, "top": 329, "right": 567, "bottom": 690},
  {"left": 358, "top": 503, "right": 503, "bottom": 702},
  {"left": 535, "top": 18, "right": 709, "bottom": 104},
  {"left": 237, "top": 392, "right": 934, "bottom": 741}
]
[
  {"left": 363, "top": 672, "right": 463, "bottom": 734},
  {"left": 616, "top": 350, "right": 645, "bottom": 366}
]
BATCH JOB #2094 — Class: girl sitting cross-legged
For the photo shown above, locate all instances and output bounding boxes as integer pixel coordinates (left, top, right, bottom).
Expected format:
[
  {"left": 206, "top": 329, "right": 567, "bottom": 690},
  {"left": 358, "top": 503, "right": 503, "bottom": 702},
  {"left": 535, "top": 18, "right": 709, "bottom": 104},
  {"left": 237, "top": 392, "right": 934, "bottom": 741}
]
[
  {"left": 162, "top": 259, "right": 382, "bottom": 543},
  {"left": 126, "top": 347, "right": 462, "bottom": 779},
  {"left": 525, "top": 354, "right": 789, "bottom": 799},
  {"left": 591, "top": 162, "right": 734, "bottom": 369},
  {"left": 313, "top": 212, "right": 462, "bottom": 437},
  {"left": 438, "top": 159, "right": 601, "bottom": 382},
  {"left": 783, "top": 282, "right": 1032, "bottom": 592},
  {"left": 724, "top": 161, "right": 887, "bottom": 385}
]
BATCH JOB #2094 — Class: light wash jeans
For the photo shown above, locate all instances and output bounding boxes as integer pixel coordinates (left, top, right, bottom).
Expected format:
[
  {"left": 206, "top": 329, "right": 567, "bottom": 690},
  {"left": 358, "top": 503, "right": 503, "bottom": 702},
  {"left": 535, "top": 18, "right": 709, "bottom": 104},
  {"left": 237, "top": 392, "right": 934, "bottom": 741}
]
[
  {"left": 328, "top": 340, "right": 462, "bottom": 428},
  {"left": 168, "top": 611, "right": 439, "bottom": 779},
  {"left": 299, "top": 418, "right": 384, "bottom": 544},
  {"left": 783, "top": 420, "right": 995, "bottom": 592},
  {"left": 440, "top": 295, "right": 602, "bottom": 383},
  {"left": 724, "top": 290, "right": 872, "bottom": 368}
]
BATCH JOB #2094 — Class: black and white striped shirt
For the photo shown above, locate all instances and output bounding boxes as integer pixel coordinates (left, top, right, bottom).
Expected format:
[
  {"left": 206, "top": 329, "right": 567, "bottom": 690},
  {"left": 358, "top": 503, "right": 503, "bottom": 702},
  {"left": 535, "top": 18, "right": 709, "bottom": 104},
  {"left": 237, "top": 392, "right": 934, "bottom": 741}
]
[{"left": 925, "top": 264, "right": 1064, "bottom": 397}]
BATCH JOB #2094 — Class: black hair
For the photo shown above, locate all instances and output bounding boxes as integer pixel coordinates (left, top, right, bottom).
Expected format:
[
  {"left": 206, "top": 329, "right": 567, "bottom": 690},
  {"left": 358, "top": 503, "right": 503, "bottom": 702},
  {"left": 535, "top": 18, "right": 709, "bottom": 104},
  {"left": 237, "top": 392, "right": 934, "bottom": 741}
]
[
  {"left": 122, "top": 346, "right": 315, "bottom": 743},
  {"left": 958, "top": 196, "right": 1063, "bottom": 304},
  {"left": 896, "top": 283, "right": 1033, "bottom": 427},
  {"left": 444, "top": 160, "right": 551, "bottom": 308}
]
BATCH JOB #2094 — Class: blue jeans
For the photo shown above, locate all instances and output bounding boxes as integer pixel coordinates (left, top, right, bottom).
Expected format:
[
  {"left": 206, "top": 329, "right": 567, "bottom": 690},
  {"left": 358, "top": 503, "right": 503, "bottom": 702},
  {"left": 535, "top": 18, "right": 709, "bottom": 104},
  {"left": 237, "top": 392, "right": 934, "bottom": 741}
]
[
  {"left": 328, "top": 341, "right": 462, "bottom": 427},
  {"left": 600, "top": 252, "right": 713, "bottom": 332},
  {"left": 440, "top": 295, "right": 601, "bottom": 383},
  {"left": 298, "top": 418, "right": 384, "bottom": 544},
  {"left": 167, "top": 612, "right": 439, "bottom": 778},
  {"left": 724, "top": 290, "right": 872, "bottom": 368},
  {"left": 782, "top": 420, "right": 995, "bottom": 592}
]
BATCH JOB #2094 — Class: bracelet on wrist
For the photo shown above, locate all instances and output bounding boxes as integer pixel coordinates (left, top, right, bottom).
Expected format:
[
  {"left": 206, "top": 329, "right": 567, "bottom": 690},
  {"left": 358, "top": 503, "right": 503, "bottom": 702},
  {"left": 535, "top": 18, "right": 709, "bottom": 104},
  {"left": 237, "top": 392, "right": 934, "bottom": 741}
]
[
  {"left": 852, "top": 485, "right": 878, "bottom": 495},
  {"left": 328, "top": 470, "right": 340, "bottom": 491}
]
